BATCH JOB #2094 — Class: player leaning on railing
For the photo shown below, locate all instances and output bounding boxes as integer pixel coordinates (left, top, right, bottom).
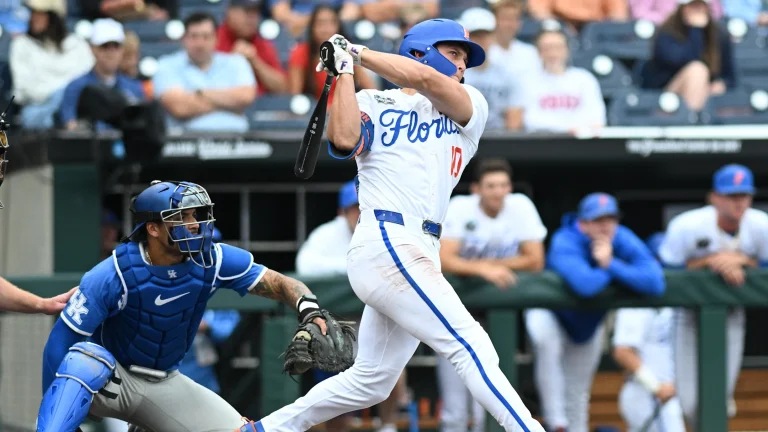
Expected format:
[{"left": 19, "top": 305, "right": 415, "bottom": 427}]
[{"left": 0, "top": 99, "right": 77, "bottom": 315}]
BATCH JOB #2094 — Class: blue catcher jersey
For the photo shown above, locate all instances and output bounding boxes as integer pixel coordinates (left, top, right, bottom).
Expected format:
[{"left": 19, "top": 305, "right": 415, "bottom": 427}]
[{"left": 60, "top": 242, "right": 265, "bottom": 372}]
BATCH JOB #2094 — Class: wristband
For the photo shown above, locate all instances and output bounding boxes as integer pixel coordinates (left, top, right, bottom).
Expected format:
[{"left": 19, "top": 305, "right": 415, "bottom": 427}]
[
  {"left": 297, "top": 294, "right": 320, "bottom": 322},
  {"left": 634, "top": 365, "right": 661, "bottom": 393}
]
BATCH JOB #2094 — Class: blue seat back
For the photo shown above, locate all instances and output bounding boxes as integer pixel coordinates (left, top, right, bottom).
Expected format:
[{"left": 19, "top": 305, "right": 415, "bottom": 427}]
[
  {"left": 571, "top": 53, "right": 633, "bottom": 99},
  {"left": 246, "top": 94, "right": 318, "bottom": 130},
  {"left": 124, "top": 20, "right": 173, "bottom": 42},
  {"left": 580, "top": 21, "right": 655, "bottom": 61},
  {"left": 700, "top": 90, "right": 768, "bottom": 125},
  {"left": 608, "top": 89, "right": 697, "bottom": 126}
]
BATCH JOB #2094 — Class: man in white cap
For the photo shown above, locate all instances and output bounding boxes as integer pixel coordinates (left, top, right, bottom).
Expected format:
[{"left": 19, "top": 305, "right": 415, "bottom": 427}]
[
  {"left": 59, "top": 18, "right": 146, "bottom": 131},
  {"left": 458, "top": 7, "right": 525, "bottom": 131}
]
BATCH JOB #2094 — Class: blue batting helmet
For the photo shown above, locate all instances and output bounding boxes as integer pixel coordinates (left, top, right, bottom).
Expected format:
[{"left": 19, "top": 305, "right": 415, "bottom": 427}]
[
  {"left": 398, "top": 19, "right": 486, "bottom": 78},
  {"left": 127, "top": 180, "right": 217, "bottom": 268}
]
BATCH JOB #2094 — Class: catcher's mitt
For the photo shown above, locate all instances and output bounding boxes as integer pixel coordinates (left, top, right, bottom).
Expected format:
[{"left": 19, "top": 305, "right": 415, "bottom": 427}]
[{"left": 282, "top": 309, "right": 356, "bottom": 375}]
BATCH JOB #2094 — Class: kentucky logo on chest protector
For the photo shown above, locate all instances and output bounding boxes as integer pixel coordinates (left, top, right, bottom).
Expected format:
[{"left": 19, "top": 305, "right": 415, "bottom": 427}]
[
  {"left": 379, "top": 109, "right": 460, "bottom": 146},
  {"left": 105, "top": 242, "right": 216, "bottom": 372}
]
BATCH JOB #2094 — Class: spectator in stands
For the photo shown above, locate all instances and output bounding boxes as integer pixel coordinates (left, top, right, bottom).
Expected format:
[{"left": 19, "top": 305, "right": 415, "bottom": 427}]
[
  {"left": 152, "top": 12, "right": 256, "bottom": 133},
  {"left": 10, "top": 0, "right": 94, "bottom": 129},
  {"left": 268, "top": 0, "right": 361, "bottom": 37},
  {"left": 517, "top": 28, "right": 606, "bottom": 133},
  {"left": 630, "top": 0, "right": 722, "bottom": 24},
  {"left": 79, "top": 0, "right": 177, "bottom": 22},
  {"left": 458, "top": 8, "right": 523, "bottom": 131},
  {"left": 216, "top": 0, "right": 288, "bottom": 96},
  {"left": 438, "top": 159, "right": 546, "bottom": 432},
  {"left": 381, "top": 3, "right": 431, "bottom": 90},
  {"left": 296, "top": 180, "right": 407, "bottom": 432},
  {"left": 641, "top": 0, "right": 735, "bottom": 111},
  {"left": 722, "top": 0, "right": 768, "bottom": 26},
  {"left": 528, "top": 0, "right": 629, "bottom": 30},
  {"left": 120, "top": 30, "right": 153, "bottom": 98},
  {"left": 527, "top": 192, "right": 664, "bottom": 432},
  {"left": 59, "top": 18, "right": 146, "bottom": 131},
  {"left": 359, "top": 0, "right": 437, "bottom": 24},
  {"left": 288, "top": 5, "right": 376, "bottom": 104},
  {"left": 487, "top": 0, "right": 541, "bottom": 77}
]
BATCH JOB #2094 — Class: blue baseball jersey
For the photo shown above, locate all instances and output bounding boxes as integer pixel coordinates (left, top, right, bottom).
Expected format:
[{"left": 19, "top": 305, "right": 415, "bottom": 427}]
[{"left": 59, "top": 241, "right": 266, "bottom": 372}]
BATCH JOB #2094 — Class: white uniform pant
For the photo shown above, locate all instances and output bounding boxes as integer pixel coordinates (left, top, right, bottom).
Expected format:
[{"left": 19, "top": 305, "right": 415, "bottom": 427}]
[
  {"left": 673, "top": 308, "right": 744, "bottom": 429},
  {"left": 258, "top": 210, "right": 544, "bottom": 432},
  {"left": 437, "top": 354, "right": 487, "bottom": 432},
  {"left": 618, "top": 381, "right": 685, "bottom": 432},
  {"left": 524, "top": 309, "right": 605, "bottom": 432}
]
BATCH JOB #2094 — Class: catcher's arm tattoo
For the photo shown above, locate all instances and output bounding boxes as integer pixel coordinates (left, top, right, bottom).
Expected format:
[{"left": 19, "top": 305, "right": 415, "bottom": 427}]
[{"left": 251, "top": 269, "right": 311, "bottom": 310}]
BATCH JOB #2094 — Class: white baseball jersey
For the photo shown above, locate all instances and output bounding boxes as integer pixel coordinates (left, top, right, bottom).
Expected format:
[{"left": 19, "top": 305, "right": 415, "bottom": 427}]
[
  {"left": 295, "top": 216, "right": 353, "bottom": 277},
  {"left": 351, "top": 86, "right": 489, "bottom": 223},
  {"left": 659, "top": 205, "right": 768, "bottom": 266},
  {"left": 612, "top": 308, "right": 675, "bottom": 383},
  {"left": 442, "top": 193, "right": 547, "bottom": 258},
  {"left": 518, "top": 67, "right": 606, "bottom": 133},
  {"left": 463, "top": 62, "right": 523, "bottom": 130}
]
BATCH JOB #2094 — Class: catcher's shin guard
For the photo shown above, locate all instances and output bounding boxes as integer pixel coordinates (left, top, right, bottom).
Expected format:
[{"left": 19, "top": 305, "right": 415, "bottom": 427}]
[{"left": 37, "top": 342, "right": 121, "bottom": 432}]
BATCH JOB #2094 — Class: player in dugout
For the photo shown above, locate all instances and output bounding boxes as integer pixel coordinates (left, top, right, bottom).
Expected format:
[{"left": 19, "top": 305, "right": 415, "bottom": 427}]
[{"left": 525, "top": 192, "right": 665, "bottom": 432}]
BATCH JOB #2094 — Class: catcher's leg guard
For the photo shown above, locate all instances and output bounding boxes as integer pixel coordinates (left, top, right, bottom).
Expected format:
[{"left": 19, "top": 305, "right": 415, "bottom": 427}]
[{"left": 37, "top": 342, "right": 120, "bottom": 432}]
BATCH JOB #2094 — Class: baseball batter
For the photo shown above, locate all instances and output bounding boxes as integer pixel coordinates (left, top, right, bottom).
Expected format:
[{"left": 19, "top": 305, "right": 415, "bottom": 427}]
[
  {"left": 242, "top": 18, "right": 544, "bottom": 432},
  {"left": 612, "top": 307, "right": 685, "bottom": 432},
  {"left": 659, "top": 164, "right": 768, "bottom": 429},
  {"left": 36, "top": 180, "right": 330, "bottom": 432}
]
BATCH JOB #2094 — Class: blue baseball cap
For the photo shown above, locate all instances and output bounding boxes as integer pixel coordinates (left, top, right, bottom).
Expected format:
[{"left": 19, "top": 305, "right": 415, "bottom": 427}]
[
  {"left": 338, "top": 180, "right": 359, "bottom": 210},
  {"left": 713, "top": 164, "right": 755, "bottom": 195},
  {"left": 577, "top": 192, "right": 620, "bottom": 221}
]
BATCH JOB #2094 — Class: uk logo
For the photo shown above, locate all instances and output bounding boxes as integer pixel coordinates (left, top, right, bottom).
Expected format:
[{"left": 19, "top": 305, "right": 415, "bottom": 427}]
[
  {"left": 168, "top": 270, "right": 178, "bottom": 278},
  {"left": 66, "top": 290, "right": 89, "bottom": 325}
]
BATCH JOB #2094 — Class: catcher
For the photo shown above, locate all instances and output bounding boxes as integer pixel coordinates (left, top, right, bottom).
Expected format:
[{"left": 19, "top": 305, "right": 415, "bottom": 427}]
[{"left": 36, "top": 180, "right": 356, "bottom": 432}]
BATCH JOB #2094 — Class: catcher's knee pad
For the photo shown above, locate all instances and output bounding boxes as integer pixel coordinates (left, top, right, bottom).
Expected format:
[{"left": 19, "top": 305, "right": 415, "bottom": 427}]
[{"left": 37, "top": 342, "right": 120, "bottom": 432}]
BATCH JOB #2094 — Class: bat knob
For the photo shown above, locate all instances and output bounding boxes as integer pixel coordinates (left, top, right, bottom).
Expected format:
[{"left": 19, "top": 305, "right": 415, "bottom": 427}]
[{"left": 319, "top": 41, "right": 339, "bottom": 76}]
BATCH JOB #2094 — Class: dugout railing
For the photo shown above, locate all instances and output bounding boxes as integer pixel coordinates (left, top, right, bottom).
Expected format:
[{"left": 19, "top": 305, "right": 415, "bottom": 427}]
[{"left": 11, "top": 269, "right": 768, "bottom": 432}]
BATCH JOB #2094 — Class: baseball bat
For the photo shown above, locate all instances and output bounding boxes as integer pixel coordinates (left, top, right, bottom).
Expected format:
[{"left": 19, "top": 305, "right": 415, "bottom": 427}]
[
  {"left": 294, "top": 41, "right": 338, "bottom": 180},
  {"left": 638, "top": 400, "right": 663, "bottom": 432}
]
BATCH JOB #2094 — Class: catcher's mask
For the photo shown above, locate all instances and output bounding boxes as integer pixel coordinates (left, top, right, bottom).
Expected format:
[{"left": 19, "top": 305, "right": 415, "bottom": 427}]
[
  {"left": 0, "top": 97, "right": 13, "bottom": 210},
  {"left": 127, "top": 180, "right": 217, "bottom": 268}
]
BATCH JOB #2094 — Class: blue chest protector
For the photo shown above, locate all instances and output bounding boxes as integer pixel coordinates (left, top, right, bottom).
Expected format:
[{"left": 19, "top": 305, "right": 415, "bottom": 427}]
[{"left": 101, "top": 242, "right": 217, "bottom": 371}]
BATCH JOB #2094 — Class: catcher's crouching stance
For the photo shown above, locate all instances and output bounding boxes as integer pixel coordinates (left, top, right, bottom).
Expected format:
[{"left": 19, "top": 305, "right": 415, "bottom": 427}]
[{"left": 35, "top": 180, "right": 354, "bottom": 432}]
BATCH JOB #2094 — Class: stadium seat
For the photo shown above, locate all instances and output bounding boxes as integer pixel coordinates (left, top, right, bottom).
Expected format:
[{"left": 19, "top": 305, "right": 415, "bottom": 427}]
[
  {"left": 571, "top": 53, "right": 633, "bottom": 99},
  {"left": 246, "top": 94, "right": 318, "bottom": 130},
  {"left": 735, "top": 55, "right": 768, "bottom": 91},
  {"left": 264, "top": 23, "right": 297, "bottom": 67},
  {"left": 517, "top": 18, "right": 580, "bottom": 51},
  {"left": 0, "top": 31, "right": 11, "bottom": 62},
  {"left": 607, "top": 89, "right": 697, "bottom": 126},
  {"left": 124, "top": 20, "right": 172, "bottom": 42},
  {"left": 140, "top": 41, "right": 181, "bottom": 59},
  {"left": 724, "top": 18, "right": 767, "bottom": 60},
  {"left": 580, "top": 21, "right": 655, "bottom": 61},
  {"left": 699, "top": 90, "right": 768, "bottom": 125}
]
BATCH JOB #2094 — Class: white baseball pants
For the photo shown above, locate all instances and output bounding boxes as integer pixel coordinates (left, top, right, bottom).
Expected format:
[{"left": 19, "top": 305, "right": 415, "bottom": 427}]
[
  {"left": 257, "top": 210, "right": 544, "bottom": 432},
  {"left": 436, "top": 353, "right": 487, "bottom": 432},
  {"left": 618, "top": 381, "right": 685, "bottom": 432},
  {"left": 673, "top": 308, "right": 744, "bottom": 429},
  {"left": 524, "top": 309, "right": 605, "bottom": 432}
]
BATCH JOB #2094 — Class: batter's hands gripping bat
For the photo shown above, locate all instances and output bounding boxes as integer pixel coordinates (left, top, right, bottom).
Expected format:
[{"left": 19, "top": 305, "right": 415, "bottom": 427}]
[{"left": 294, "top": 41, "right": 338, "bottom": 180}]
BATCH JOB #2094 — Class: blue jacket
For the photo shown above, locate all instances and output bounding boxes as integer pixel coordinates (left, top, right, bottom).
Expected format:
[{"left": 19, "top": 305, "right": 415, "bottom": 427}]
[
  {"left": 642, "top": 27, "right": 735, "bottom": 90},
  {"left": 547, "top": 214, "right": 665, "bottom": 343}
]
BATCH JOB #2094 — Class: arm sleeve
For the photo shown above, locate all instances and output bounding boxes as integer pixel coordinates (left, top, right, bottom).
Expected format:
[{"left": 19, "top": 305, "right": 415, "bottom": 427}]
[
  {"left": 606, "top": 229, "right": 665, "bottom": 296},
  {"left": 58, "top": 78, "right": 86, "bottom": 124},
  {"left": 441, "top": 197, "right": 468, "bottom": 240},
  {"left": 328, "top": 91, "right": 375, "bottom": 160},
  {"left": 231, "top": 54, "right": 257, "bottom": 86},
  {"left": 548, "top": 232, "right": 612, "bottom": 297},
  {"left": 59, "top": 268, "right": 122, "bottom": 337},
  {"left": 295, "top": 222, "right": 349, "bottom": 277},
  {"left": 513, "top": 195, "right": 548, "bottom": 242},
  {"left": 202, "top": 309, "right": 241, "bottom": 343},
  {"left": 215, "top": 244, "right": 269, "bottom": 296},
  {"left": 455, "top": 84, "right": 489, "bottom": 158},
  {"left": 611, "top": 308, "right": 651, "bottom": 349},
  {"left": 658, "top": 217, "right": 689, "bottom": 268},
  {"left": 151, "top": 59, "right": 179, "bottom": 98},
  {"left": 42, "top": 319, "right": 87, "bottom": 393},
  {"left": 652, "top": 32, "right": 701, "bottom": 69}
]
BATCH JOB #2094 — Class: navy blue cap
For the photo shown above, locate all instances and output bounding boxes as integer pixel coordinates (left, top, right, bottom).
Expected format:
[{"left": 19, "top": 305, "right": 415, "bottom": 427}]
[
  {"left": 577, "top": 192, "right": 620, "bottom": 221},
  {"left": 713, "top": 164, "right": 755, "bottom": 195},
  {"left": 338, "top": 180, "right": 358, "bottom": 209}
]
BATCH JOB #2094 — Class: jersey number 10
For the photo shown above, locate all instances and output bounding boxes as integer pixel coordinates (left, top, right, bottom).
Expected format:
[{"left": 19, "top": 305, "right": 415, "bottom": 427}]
[{"left": 450, "top": 146, "right": 463, "bottom": 178}]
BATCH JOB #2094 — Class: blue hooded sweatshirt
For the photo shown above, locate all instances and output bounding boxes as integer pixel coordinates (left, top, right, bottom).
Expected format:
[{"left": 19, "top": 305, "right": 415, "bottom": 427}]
[{"left": 547, "top": 213, "right": 666, "bottom": 343}]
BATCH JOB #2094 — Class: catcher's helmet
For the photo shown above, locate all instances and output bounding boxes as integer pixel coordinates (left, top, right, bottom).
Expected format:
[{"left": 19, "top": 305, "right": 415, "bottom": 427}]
[
  {"left": 126, "top": 180, "right": 216, "bottom": 268},
  {"left": 398, "top": 19, "right": 486, "bottom": 78}
]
